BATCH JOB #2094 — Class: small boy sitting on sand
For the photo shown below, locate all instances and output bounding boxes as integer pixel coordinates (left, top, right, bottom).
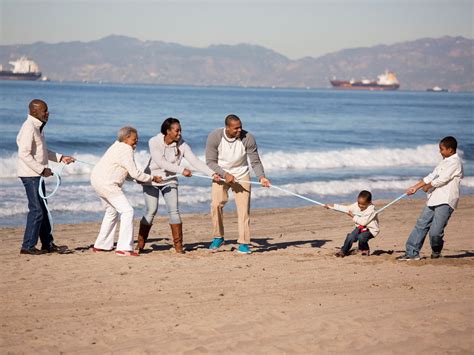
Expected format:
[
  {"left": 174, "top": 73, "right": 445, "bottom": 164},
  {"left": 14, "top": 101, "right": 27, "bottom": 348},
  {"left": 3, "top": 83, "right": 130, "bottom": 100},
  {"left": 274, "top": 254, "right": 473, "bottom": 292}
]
[
  {"left": 325, "top": 190, "right": 380, "bottom": 257},
  {"left": 397, "top": 136, "right": 463, "bottom": 261}
]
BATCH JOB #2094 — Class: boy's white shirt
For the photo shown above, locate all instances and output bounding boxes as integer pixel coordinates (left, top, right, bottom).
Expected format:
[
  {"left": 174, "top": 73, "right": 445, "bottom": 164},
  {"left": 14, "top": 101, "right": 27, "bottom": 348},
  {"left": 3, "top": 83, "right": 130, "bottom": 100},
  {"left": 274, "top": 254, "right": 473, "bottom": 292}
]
[
  {"left": 423, "top": 153, "right": 463, "bottom": 209},
  {"left": 333, "top": 203, "right": 380, "bottom": 237}
]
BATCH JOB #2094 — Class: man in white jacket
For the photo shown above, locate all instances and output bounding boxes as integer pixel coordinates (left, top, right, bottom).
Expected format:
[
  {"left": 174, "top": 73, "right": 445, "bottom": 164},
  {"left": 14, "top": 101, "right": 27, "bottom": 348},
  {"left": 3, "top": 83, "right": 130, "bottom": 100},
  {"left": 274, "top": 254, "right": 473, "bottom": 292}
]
[{"left": 17, "top": 99, "right": 75, "bottom": 255}]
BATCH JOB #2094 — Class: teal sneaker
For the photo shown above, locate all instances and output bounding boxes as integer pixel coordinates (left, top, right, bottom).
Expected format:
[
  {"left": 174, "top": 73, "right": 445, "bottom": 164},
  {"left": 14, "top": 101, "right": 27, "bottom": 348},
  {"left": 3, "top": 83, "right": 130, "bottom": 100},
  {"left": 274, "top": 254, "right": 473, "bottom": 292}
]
[
  {"left": 237, "top": 244, "right": 251, "bottom": 254},
  {"left": 209, "top": 237, "right": 224, "bottom": 251}
]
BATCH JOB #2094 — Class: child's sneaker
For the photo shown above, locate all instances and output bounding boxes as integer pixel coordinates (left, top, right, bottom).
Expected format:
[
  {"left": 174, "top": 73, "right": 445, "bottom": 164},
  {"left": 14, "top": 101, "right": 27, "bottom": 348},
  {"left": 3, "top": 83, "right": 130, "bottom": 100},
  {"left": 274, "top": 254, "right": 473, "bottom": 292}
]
[
  {"left": 431, "top": 252, "right": 442, "bottom": 259},
  {"left": 360, "top": 250, "right": 370, "bottom": 256},
  {"left": 335, "top": 251, "right": 345, "bottom": 258},
  {"left": 396, "top": 254, "right": 421, "bottom": 261},
  {"left": 237, "top": 244, "right": 251, "bottom": 254},
  {"left": 209, "top": 237, "right": 224, "bottom": 252}
]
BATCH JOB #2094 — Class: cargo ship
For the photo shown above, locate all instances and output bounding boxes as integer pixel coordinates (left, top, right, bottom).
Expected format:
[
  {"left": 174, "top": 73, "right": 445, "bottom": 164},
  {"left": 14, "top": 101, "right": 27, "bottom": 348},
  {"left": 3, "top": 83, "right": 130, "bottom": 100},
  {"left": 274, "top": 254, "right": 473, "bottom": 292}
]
[
  {"left": 330, "top": 71, "right": 400, "bottom": 91},
  {"left": 0, "top": 57, "right": 42, "bottom": 81}
]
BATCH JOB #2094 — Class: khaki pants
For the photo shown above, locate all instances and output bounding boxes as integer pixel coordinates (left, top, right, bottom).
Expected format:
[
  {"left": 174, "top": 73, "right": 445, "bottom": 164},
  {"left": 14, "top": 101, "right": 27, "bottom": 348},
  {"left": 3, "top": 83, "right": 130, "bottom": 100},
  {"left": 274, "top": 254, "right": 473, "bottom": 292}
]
[{"left": 211, "top": 174, "right": 251, "bottom": 244}]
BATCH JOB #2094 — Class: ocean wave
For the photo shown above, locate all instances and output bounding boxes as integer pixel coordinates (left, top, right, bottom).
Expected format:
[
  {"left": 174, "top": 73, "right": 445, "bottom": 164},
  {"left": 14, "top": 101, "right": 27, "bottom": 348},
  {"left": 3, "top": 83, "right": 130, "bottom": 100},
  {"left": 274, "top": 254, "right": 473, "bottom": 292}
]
[
  {"left": 260, "top": 144, "right": 451, "bottom": 170},
  {"left": 0, "top": 150, "right": 152, "bottom": 178},
  {"left": 0, "top": 144, "right": 461, "bottom": 178},
  {"left": 1, "top": 176, "right": 472, "bottom": 217}
]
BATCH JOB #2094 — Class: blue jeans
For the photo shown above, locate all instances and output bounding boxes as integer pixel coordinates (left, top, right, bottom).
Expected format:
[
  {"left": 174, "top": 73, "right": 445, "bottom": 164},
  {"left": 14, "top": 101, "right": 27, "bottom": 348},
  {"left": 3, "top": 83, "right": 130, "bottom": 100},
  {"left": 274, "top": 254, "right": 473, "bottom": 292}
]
[
  {"left": 406, "top": 204, "right": 454, "bottom": 257},
  {"left": 142, "top": 184, "right": 181, "bottom": 225},
  {"left": 20, "top": 177, "right": 53, "bottom": 250},
  {"left": 341, "top": 227, "right": 373, "bottom": 255}
]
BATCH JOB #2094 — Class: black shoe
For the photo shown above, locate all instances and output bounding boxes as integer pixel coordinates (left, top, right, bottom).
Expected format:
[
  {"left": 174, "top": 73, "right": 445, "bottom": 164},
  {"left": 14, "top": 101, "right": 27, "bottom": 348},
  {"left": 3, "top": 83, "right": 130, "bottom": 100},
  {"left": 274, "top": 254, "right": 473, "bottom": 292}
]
[
  {"left": 41, "top": 243, "right": 74, "bottom": 254},
  {"left": 431, "top": 252, "right": 442, "bottom": 259},
  {"left": 20, "top": 247, "right": 47, "bottom": 255}
]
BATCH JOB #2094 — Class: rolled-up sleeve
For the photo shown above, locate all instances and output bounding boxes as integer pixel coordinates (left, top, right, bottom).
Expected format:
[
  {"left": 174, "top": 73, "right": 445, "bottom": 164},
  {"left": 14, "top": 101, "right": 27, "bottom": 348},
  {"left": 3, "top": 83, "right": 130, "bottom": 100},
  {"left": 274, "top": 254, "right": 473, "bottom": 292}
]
[{"left": 423, "top": 167, "right": 438, "bottom": 184}]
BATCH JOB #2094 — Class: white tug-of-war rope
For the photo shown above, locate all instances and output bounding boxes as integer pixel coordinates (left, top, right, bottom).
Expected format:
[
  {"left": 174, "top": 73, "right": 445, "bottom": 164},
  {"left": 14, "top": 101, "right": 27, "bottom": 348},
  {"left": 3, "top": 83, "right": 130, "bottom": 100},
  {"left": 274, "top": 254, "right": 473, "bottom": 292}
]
[
  {"left": 187, "top": 173, "right": 407, "bottom": 216},
  {"left": 39, "top": 162, "right": 409, "bottom": 232}
]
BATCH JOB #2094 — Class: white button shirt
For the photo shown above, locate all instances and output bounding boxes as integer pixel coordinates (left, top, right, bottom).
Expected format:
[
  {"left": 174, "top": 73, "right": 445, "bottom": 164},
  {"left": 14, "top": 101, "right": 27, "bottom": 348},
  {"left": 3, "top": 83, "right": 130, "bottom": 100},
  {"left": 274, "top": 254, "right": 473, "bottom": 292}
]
[{"left": 423, "top": 153, "right": 463, "bottom": 209}]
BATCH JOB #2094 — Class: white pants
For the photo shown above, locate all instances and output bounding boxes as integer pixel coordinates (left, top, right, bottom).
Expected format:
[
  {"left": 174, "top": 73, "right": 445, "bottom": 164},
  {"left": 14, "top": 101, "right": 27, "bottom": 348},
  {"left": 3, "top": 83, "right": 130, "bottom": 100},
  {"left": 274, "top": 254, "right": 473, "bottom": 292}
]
[{"left": 94, "top": 193, "right": 135, "bottom": 251}]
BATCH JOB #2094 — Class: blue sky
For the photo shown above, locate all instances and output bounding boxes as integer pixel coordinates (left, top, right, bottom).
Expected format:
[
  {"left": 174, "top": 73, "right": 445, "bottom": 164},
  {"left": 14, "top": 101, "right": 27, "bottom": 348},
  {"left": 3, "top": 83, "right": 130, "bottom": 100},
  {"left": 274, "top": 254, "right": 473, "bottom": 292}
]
[{"left": 1, "top": 0, "right": 472, "bottom": 59}]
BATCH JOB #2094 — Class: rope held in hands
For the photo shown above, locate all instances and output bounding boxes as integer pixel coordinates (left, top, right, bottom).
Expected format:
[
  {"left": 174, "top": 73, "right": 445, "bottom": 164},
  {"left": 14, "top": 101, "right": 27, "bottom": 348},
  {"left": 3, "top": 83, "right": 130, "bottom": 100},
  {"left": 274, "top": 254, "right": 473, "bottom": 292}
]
[
  {"left": 39, "top": 160, "right": 409, "bottom": 235},
  {"left": 189, "top": 173, "right": 408, "bottom": 216}
]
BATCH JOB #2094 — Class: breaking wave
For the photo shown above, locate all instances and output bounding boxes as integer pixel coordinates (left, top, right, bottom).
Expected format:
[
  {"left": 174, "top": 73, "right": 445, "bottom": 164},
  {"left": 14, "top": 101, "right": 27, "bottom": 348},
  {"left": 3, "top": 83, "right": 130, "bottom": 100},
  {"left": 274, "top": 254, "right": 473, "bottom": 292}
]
[{"left": 0, "top": 144, "right": 460, "bottom": 178}]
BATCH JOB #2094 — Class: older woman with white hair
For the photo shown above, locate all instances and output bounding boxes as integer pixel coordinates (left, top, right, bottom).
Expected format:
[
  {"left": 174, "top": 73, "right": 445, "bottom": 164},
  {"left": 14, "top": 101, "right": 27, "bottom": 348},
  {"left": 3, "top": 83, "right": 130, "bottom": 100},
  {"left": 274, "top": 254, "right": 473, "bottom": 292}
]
[{"left": 91, "top": 126, "right": 162, "bottom": 257}]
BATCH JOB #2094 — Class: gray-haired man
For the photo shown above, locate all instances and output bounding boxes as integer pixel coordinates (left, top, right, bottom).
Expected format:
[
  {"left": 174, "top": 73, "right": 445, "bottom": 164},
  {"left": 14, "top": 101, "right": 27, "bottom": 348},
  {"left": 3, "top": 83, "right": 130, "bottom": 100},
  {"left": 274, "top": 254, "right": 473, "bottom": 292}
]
[{"left": 206, "top": 114, "right": 270, "bottom": 254}]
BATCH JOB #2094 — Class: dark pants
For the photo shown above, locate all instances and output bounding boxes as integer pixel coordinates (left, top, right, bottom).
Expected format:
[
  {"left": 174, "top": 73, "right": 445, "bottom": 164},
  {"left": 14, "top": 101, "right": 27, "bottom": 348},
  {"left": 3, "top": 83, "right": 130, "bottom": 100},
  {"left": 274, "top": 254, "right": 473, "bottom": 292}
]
[
  {"left": 341, "top": 227, "right": 373, "bottom": 255},
  {"left": 20, "top": 177, "right": 53, "bottom": 250}
]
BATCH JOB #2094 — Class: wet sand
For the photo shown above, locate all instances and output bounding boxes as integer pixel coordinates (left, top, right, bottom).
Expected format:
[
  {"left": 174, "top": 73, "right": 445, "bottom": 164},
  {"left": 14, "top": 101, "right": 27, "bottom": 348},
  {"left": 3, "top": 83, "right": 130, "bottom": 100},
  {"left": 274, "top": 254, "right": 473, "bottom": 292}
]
[{"left": 1, "top": 196, "right": 473, "bottom": 354}]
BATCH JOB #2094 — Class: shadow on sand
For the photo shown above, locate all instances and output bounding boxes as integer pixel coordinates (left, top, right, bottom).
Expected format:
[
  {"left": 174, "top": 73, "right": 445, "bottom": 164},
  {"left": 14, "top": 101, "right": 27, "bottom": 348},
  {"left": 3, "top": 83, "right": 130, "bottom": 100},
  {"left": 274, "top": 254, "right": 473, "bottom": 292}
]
[
  {"left": 75, "top": 236, "right": 332, "bottom": 254},
  {"left": 148, "top": 236, "right": 331, "bottom": 253},
  {"left": 443, "top": 250, "right": 474, "bottom": 259}
]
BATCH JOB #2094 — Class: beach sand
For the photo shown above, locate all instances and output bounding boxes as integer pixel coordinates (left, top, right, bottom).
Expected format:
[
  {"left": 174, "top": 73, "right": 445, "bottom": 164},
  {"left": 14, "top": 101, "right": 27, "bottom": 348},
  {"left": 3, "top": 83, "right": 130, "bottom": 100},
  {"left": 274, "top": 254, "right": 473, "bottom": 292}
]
[{"left": 1, "top": 196, "right": 473, "bottom": 354}]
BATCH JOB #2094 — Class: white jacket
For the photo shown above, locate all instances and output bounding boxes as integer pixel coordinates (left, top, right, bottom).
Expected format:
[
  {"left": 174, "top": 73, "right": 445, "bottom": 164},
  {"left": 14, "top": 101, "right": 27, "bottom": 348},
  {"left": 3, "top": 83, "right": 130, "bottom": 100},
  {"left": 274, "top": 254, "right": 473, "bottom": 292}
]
[
  {"left": 423, "top": 153, "right": 463, "bottom": 209},
  {"left": 333, "top": 203, "right": 380, "bottom": 237},
  {"left": 16, "top": 115, "right": 62, "bottom": 177},
  {"left": 91, "top": 141, "right": 153, "bottom": 198},
  {"left": 146, "top": 133, "right": 214, "bottom": 186}
]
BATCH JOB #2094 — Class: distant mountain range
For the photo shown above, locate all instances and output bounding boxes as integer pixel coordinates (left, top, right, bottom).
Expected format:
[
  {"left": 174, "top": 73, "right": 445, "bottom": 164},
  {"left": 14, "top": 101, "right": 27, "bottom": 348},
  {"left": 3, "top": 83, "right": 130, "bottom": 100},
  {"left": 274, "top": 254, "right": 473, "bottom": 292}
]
[{"left": 1, "top": 35, "right": 472, "bottom": 91}]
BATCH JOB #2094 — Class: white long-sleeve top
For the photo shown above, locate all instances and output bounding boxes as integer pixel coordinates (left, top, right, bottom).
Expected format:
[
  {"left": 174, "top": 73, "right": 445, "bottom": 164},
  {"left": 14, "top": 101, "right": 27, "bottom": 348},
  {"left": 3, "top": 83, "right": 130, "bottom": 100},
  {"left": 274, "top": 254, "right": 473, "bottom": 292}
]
[
  {"left": 16, "top": 115, "right": 62, "bottom": 177},
  {"left": 91, "top": 141, "right": 153, "bottom": 198},
  {"left": 206, "top": 128, "right": 265, "bottom": 180},
  {"left": 333, "top": 203, "right": 380, "bottom": 237},
  {"left": 146, "top": 133, "right": 214, "bottom": 186},
  {"left": 423, "top": 153, "right": 463, "bottom": 209}
]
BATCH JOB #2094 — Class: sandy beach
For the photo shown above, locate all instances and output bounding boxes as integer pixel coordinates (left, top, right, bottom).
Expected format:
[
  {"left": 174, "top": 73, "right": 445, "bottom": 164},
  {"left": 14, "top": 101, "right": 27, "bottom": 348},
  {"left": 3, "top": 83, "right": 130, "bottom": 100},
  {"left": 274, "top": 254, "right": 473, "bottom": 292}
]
[{"left": 1, "top": 196, "right": 473, "bottom": 354}]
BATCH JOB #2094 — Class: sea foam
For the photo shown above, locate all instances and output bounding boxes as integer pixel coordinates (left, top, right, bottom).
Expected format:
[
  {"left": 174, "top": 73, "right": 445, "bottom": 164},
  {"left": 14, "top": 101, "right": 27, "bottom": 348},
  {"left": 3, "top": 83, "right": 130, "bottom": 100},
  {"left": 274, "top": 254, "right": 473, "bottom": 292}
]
[{"left": 0, "top": 144, "right": 457, "bottom": 178}]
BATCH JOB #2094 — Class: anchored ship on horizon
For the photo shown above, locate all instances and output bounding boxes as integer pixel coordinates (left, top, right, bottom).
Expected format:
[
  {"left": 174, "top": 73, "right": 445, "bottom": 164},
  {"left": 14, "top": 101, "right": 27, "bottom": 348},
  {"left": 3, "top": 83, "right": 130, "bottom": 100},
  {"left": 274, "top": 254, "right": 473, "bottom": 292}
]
[
  {"left": 0, "top": 57, "right": 42, "bottom": 81},
  {"left": 330, "top": 71, "right": 400, "bottom": 91}
]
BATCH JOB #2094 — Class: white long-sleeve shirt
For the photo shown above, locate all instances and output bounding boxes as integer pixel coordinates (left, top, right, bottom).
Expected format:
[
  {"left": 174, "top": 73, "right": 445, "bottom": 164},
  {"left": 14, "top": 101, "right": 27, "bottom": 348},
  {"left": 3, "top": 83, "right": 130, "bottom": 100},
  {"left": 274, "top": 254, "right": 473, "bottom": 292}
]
[
  {"left": 16, "top": 115, "right": 62, "bottom": 177},
  {"left": 206, "top": 128, "right": 265, "bottom": 180},
  {"left": 146, "top": 133, "right": 214, "bottom": 186},
  {"left": 91, "top": 141, "right": 153, "bottom": 198},
  {"left": 423, "top": 153, "right": 463, "bottom": 209},
  {"left": 333, "top": 203, "right": 380, "bottom": 237}
]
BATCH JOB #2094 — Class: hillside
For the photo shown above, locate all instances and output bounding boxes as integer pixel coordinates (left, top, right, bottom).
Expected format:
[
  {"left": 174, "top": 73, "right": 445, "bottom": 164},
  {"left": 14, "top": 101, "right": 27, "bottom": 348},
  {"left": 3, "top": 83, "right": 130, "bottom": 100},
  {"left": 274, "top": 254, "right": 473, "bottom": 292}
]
[{"left": 0, "top": 35, "right": 472, "bottom": 91}]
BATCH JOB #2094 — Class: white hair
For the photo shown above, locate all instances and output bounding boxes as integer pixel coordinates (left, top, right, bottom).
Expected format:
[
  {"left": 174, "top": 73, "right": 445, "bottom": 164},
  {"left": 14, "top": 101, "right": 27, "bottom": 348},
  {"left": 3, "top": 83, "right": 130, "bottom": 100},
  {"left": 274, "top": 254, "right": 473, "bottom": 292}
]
[{"left": 117, "top": 126, "right": 137, "bottom": 142}]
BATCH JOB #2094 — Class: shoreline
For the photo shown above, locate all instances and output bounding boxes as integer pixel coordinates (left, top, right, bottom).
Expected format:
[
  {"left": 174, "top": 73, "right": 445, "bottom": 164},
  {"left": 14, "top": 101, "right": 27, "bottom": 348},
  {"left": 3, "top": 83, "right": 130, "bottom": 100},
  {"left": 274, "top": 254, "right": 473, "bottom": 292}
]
[
  {"left": 1, "top": 196, "right": 473, "bottom": 353},
  {"left": 2, "top": 193, "right": 474, "bottom": 228}
]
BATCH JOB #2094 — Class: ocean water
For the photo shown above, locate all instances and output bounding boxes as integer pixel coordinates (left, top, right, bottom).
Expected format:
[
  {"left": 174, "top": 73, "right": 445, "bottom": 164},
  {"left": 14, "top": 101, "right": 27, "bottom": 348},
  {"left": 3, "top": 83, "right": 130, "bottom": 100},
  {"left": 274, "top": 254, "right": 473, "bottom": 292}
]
[{"left": 1, "top": 81, "right": 473, "bottom": 227}]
